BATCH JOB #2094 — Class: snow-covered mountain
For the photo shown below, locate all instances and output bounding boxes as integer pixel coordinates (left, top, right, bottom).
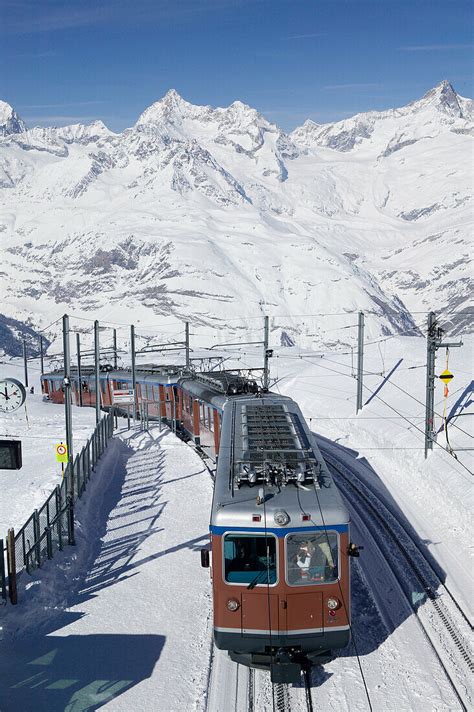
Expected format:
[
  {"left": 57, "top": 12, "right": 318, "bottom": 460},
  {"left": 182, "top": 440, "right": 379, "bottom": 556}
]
[
  {"left": 0, "top": 81, "right": 471, "bottom": 354},
  {"left": 0, "top": 100, "right": 26, "bottom": 137}
]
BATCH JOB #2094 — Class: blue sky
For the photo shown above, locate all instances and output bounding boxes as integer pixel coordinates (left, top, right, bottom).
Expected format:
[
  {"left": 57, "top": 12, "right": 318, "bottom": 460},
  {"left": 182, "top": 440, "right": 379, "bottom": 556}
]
[{"left": 1, "top": 0, "right": 472, "bottom": 131}]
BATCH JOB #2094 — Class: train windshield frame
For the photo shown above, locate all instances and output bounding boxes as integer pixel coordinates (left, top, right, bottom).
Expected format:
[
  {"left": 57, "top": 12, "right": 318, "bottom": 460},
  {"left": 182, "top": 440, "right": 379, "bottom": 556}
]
[
  {"left": 285, "top": 531, "right": 339, "bottom": 586},
  {"left": 223, "top": 532, "right": 278, "bottom": 586}
]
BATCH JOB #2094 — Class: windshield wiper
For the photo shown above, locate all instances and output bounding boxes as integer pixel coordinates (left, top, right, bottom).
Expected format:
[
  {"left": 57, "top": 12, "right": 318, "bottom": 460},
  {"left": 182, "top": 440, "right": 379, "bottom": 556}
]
[{"left": 247, "top": 570, "right": 269, "bottom": 590}]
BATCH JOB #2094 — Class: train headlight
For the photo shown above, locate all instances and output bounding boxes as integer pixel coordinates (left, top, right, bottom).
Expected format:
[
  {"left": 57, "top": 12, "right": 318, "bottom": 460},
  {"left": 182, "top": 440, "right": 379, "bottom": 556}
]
[
  {"left": 226, "top": 598, "right": 240, "bottom": 612},
  {"left": 327, "top": 597, "right": 340, "bottom": 610},
  {"left": 274, "top": 510, "right": 290, "bottom": 526}
]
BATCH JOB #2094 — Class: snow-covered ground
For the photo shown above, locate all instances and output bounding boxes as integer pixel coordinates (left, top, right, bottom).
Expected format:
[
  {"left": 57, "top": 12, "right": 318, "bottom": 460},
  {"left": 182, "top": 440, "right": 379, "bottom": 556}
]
[
  {"left": 0, "top": 335, "right": 472, "bottom": 710},
  {"left": 0, "top": 360, "right": 97, "bottom": 535}
]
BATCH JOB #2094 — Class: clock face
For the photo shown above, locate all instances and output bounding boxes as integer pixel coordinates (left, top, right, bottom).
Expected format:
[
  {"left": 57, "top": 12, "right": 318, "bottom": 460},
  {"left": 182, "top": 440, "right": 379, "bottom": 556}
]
[{"left": 0, "top": 378, "right": 27, "bottom": 413}]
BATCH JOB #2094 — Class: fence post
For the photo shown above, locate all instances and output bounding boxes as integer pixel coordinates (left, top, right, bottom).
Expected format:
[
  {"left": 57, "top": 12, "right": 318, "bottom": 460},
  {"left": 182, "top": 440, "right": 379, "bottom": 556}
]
[
  {"left": 56, "top": 486, "right": 63, "bottom": 551},
  {"left": 87, "top": 439, "right": 91, "bottom": 480},
  {"left": 33, "top": 509, "right": 41, "bottom": 568},
  {"left": 6, "top": 529, "right": 17, "bottom": 605},
  {"left": 21, "top": 528, "right": 27, "bottom": 570},
  {"left": 0, "top": 539, "right": 6, "bottom": 604},
  {"left": 67, "top": 496, "right": 75, "bottom": 545},
  {"left": 46, "top": 527, "right": 53, "bottom": 559},
  {"left": 80, "top": 449, "right": 86, "bottom": 493},
  {"left": 73, "top": 456, "right": 78, "bottom": 499}
]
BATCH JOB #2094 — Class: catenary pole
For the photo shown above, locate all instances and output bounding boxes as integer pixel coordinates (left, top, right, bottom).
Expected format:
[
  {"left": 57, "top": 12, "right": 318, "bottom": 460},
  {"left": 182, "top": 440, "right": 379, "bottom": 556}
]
[
  {"left": 76, "top": 332, "right": 83, "bottom": 407},
  {"left": 424, "top": 311, "right": 462, "bottom": 458},
  {"left": 185, "top": 322, "right": 190, "bottom": 370},
  {"left": 22, "top": 340, "right": 28, "bottom": 388},
  {"left": 94, "top": 320, "right": 100, "bottom": 424},
  {"left": 263, "top": 316, "right": 270, "bottom": 391},
  {"left": 40, "top": 336, "right": 44, "bottom": 376},
  {"left": 131, "top": 324, "right": 137, "bottom": 419},
  {"left": 113, "top": 328, "right": 118, "bottom": 370},
  {"left": 62, "top": 314, "right": 73, "bottom": 464},
  {"left": 424, "top": 312, "right": 437, "bottom": 458},
  {"left": 356, "top": 312, "right": 365, "bottom": 413}
]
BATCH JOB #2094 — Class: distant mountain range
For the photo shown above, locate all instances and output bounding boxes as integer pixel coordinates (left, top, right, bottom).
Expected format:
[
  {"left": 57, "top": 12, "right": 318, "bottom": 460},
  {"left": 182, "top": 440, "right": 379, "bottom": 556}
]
[{"left": 0, "top": 80, "right": 472, "bottom": 355}]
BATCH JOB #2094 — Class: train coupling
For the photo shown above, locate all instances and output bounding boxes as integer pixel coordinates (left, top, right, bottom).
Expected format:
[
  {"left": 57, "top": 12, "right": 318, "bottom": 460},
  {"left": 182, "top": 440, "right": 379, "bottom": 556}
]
[{"left": 270, "top": 649, "right": 301, "bottom": 684}]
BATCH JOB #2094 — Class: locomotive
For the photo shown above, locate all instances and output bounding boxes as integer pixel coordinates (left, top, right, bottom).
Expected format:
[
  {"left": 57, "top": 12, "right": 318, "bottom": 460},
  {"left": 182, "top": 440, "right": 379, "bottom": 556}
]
[
  {"left": 41, "top": 366, "right": 354, "bottom": 682},
  {"left": 183, "top": 373, "right": 352, "bottom": 683}
]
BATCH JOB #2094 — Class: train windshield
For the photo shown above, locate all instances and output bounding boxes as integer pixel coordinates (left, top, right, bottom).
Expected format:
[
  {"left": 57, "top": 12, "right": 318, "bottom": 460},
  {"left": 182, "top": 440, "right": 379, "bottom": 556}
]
[
  {"left": 224, "top": 533, "right": 277, "bottom": 585},
  {"left": 286, "top": 532, "right": 338, "bottom": 585}
]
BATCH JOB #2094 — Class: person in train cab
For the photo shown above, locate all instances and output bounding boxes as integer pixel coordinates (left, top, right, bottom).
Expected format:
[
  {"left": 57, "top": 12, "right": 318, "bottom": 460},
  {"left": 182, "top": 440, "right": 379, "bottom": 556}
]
[
  {"left": 309, "top": 538, "right": 335, "bottom": 581},
  {"left": 230, "top": 539, "right": 262, "bottom": 572},
  {"left": 296, "top": 540, "right": 314, "bottom": 578}
]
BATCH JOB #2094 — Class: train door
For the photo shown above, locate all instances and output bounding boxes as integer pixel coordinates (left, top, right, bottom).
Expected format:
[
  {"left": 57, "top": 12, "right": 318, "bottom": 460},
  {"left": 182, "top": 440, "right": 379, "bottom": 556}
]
[
  {"left": 241, "top": 593, "right": 279, "bottom": 637},
  {"left": 286, "top": 592, "right": 324, "bottom": 636}
]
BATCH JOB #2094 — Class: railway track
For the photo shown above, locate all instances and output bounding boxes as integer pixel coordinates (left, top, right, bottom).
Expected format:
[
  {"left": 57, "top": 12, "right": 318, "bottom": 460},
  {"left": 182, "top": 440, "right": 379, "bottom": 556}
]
[
  {"left": 204, "top": 643, "right": 316, "bottom": 712},
  {"left": 322, "top": 447, "right": 473, "bottom": 711}
]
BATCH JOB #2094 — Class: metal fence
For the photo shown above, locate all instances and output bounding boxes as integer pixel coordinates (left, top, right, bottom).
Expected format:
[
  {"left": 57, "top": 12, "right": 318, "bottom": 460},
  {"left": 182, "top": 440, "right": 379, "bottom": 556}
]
[{"left": 2, "top": 412, "right": 114, "bottom": 604}]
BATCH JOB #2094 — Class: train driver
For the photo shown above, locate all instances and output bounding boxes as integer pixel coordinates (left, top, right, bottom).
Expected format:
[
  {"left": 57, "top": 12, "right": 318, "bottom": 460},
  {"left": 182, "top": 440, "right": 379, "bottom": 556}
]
[{"left": 291, "top": 535, "right": 337, "bottom": 583}]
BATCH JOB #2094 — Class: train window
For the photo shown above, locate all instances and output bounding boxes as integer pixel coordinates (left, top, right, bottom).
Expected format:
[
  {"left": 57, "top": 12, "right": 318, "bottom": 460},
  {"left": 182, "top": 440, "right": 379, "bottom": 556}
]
[
  {"left": 286, "top": 532, "right": 338, "bottom": 586},
  {"left": 223, "top": 533, "right": 277, "bottom": 585}
]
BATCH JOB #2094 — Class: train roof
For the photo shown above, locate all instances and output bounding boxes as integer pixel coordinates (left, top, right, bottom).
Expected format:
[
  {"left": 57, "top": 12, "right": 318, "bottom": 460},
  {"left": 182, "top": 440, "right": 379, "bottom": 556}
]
[
  {"left": 42, "top": 364, "right": 184, "bottom": 384},
  {"left": 211, "top": 393, "right": 349, "bottom": 532}
]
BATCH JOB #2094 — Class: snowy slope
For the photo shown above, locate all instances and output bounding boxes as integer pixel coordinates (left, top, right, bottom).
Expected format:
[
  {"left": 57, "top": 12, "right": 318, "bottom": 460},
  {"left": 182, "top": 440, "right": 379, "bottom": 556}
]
[
  {"left": 0, "top": 81, "right": 472, "bottom": 355},
  {"left": 0, "top": 338, "right": 471, "bottom": 711}
]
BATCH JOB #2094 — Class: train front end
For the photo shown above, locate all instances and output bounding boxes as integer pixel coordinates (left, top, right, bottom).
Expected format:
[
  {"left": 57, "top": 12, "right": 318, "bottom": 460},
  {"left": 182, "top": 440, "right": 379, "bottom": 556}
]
[{"left": 208, "top": 395, "right": 351, "bottom": 683}]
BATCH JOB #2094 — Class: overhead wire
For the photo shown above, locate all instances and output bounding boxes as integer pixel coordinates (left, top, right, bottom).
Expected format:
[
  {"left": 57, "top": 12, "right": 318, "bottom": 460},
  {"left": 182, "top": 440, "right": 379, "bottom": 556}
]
[
  {"left": 285, "top": 355, "right": 473, "bottom": 476},
  {"left": 294, "top": 483, "right": 373, "bottom": 711}
]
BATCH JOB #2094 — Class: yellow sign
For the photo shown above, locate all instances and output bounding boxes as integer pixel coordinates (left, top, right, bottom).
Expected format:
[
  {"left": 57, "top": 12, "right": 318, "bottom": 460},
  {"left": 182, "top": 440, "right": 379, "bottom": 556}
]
[
  {"left": 55, "top": 443, "right": 68, "bottom": 463},
  {"left": 439, "top": 369, "right": 453, "bottom": 384}
]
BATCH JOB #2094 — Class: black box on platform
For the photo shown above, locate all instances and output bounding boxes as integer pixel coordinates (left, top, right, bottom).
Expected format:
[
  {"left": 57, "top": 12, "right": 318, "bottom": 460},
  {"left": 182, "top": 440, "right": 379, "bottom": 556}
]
[{"left": 0, "top": 440, "right": 22, "bottom": 470}]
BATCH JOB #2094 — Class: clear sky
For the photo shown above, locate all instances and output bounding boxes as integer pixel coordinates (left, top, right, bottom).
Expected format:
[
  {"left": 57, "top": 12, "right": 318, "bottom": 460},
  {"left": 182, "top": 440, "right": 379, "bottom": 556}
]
[{"left": 1, "top": 0, "right": 473, "bottom": 132}]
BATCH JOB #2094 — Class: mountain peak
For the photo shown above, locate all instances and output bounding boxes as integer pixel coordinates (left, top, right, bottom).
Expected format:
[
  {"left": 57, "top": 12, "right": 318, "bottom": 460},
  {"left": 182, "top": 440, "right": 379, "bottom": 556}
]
[
  {"left": 136, "top": 89, "right": 206, "bottom": 127},
  {"left": 0, "top": 100, "right": 27, "bottom": 136},
  {"left": 414, "top": 79, "right": 462, "bottom": 116}
]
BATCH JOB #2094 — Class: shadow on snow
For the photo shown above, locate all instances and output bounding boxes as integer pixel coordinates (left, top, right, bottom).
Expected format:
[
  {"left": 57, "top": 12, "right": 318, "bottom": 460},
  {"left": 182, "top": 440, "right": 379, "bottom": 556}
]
[
  {"left": 313, "top": 433, "right": 448, "bottom": 667},
  {"left": 0, "top": 429, "right": 208, "bottom": 710}
]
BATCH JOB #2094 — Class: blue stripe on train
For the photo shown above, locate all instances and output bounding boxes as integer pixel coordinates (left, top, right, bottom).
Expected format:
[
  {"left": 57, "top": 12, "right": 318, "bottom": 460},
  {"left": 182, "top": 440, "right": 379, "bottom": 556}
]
[{"left": 210, "top": 524, "right": 349, "bottom": 537}]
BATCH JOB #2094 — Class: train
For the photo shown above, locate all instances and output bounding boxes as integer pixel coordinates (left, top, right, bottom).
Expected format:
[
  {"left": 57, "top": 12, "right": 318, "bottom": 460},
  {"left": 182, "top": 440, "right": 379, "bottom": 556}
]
[{"left": 41, "top": 365, "right": 356, "bottom": 683}]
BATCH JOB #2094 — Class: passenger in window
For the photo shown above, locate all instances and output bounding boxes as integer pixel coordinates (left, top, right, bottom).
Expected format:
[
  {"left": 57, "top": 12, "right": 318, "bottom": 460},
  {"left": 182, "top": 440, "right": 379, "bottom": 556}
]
[
  {"left": 296, "top": 541, "right": 313, "bottom": 579},
  {"left": 289, "top": 535, "right": 337, "bottom": 584}
]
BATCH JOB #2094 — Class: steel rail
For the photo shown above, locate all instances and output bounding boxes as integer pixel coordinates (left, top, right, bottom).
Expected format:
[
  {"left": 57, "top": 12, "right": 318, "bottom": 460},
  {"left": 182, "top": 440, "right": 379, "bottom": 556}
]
[
  {"left": 323, "top": 447, "right": 473, "bottom": 631},
  {"left": 273, "top": 682, "right": 291, "bottom": 712},
  {"left": 303, "top": 667, "right": 314, "bottom": 712},
  {"left": 324, "top": 452, "right": 472, "bottom": 711}
]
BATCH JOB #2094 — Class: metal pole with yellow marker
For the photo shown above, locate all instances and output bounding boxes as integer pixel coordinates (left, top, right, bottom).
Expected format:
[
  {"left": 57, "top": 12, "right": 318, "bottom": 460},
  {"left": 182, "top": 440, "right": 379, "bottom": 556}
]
[
  {"left": 56, "top": 441, "right": 69, "bottom": 476},
  {"left": 62, "top": 315, "right": 74, "bottom": 497},
  {"left": 424, "top": 312, "right": 462, "bottom": 458}
]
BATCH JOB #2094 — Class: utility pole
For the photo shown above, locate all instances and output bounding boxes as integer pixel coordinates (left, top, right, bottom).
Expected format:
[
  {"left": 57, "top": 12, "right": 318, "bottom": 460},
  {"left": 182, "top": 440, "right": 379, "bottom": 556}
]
[
  {"left": 76, "top": 333, "right": 83, "bottom": 407},
  {"left": 424, "top": 311, "right": 462, "bottom": 458},
  {"left": 131, "top": 324, "right": 137, "bottom": 419},
  {"left": 62, "top": 314, "right": 73, "bottom": 466},
  {"left": 94, "top": 320, "right": 101, "bottom": 424},
  {"left": 113, "top": 328, "right": 118, "bottom": 370},
  {"left": 356, "top": 312, "right": 365, "bottom": 413},
  {"left": 185, "top": 322, "right": 190, "bottom": 370},
  {"left": 22, "top": 339, "right": 28, "bottom": 388},
  {"left": 39, "top": 336, "right": 44, "bottom": 375},
  {"left": 263, "top": 316, "right": 271, "bottom": 391}
]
